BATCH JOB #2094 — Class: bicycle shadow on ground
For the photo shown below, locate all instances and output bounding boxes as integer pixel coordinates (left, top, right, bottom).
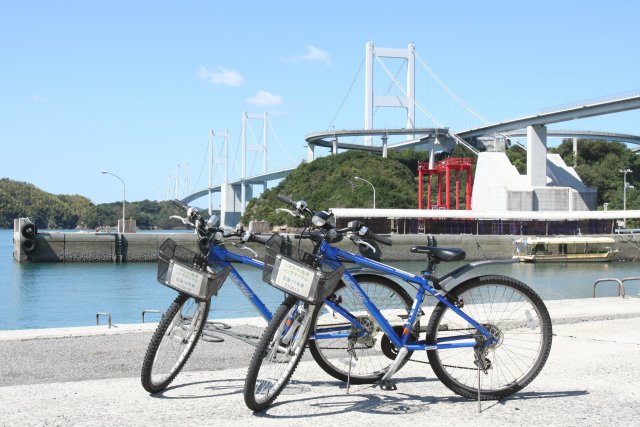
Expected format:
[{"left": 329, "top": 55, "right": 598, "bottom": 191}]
[
  {"left": 148, "top": 376, "right": 338, "bottom": 400},
  {"left": 253, "top": 378, "right": 589, "bottom": 419},
  {"left": 149, "top": 377, "right": 246, "bottom": 400}
]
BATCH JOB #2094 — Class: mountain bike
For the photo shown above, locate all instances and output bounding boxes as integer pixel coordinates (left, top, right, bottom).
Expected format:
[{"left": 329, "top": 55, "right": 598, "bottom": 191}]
[
  {"left": 243, "top": 195, "right": 553, "bottom": 411},
  {"left": 141, "top": 200, "right": 410, "bottom": 393}
]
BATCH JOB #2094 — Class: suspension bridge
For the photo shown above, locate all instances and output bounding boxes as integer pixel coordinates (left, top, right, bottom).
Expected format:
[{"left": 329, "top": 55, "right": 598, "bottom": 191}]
[{"left": 178, "top": 42, "right": 640, "bottom": 226}]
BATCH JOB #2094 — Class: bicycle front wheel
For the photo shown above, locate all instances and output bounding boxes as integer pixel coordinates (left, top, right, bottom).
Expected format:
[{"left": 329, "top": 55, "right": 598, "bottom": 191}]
[
  {"left": 244, "top": 295, "right": 314, "bottom": 412},
  {"left": 141, "top": 293, "right": 210, "bottom": 393},
  {"left": 309, "top": 274, "right": 414, "bottom": 384},
  {"left": 426, "top": 275, "right": 552, "bottom": 400}
]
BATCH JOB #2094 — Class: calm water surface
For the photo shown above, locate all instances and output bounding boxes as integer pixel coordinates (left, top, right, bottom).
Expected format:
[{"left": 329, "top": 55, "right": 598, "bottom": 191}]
[{"left": 1, "top": 229, "right": 638, "bottom": 330}]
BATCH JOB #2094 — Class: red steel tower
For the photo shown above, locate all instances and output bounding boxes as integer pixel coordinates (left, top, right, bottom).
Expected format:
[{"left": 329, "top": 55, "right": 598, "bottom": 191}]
[{"left": 418, "top": 157, "right": 473, "bottom": 210}]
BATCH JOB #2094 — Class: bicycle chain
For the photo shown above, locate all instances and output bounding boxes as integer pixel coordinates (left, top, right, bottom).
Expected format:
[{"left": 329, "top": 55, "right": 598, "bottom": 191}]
[{"left": 318, "top": 323, "right": 481, "bottom": 371}]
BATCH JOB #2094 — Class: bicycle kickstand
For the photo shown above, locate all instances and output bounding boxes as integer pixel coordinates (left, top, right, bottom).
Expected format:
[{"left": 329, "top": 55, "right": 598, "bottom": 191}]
[
  {"left": 477, "top": 362, "right": 482, "bottom": 413},
  {"left": 346, "top": 334, "right": 358, "bottom": 395},
  {"left": 474, "top": 346, "right": 486, "bottom": 413}
]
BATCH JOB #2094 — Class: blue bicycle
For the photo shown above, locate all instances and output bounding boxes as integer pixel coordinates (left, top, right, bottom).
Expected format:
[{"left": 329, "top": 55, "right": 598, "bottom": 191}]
[
  {"left": 243, "top": 195, "right": 553, "bottom": 411},
  {"left": 141, "top": 200, "right": 410, "bottom": 393}
]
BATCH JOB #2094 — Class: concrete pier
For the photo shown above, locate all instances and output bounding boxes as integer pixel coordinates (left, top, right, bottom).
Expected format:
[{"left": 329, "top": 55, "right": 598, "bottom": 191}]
[
  {"left": 12, "top": 217, "right": 201, "bottom": 262},
  {"left": 0, "top": 297, "right": 638, "bottom": 425},
  {"left": 12, "top": 226, "right": 640, "bottom": 263}
]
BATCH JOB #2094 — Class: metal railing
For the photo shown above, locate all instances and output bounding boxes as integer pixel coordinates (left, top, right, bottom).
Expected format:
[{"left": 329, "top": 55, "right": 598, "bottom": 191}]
[
  {"left": 141, "top": 310, "right": 164, "bottom": 323},
  {"left": 96, "top": 312, "right": 112, "bottom": 328},
  {"left": 592, "top": 277, "right": 640, "bottom": 299}
]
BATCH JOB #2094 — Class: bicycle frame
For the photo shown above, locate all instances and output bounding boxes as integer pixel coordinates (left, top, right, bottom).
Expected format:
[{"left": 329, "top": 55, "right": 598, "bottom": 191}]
[
  {"left": 207, "top": 242, "right": 380, "bottom": 339},
  {"left": 208, "top": 244, "right": 273, "bottom": 323},
  {"left": 313, "top": 241, "right": 498, "bottom": 351}
]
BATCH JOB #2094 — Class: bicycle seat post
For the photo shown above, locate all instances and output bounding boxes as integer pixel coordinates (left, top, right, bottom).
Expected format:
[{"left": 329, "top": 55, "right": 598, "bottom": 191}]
[{"left": 424, "top": 256, "right": 440, "bottom": 275}]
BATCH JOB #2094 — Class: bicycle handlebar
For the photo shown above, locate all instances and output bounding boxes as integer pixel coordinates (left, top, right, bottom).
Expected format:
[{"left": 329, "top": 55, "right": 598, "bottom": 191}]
[
  {"left": 172, "top": 199, "right": 189, "bottom": 210},
  {"left": 248, "top": 233, "right": 270, "bottom": 245},
  {"left": 277, "top": 195, "right": 391, "bottom": 246},
  {"left": 276, "top": 194, "right": 294, "bottom": 207},
  {"left": 369, "top": 232, "right": 392, "bottom": 246}
]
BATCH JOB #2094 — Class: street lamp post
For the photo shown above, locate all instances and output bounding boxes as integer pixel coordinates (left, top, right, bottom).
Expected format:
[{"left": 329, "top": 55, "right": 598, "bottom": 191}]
[
  {"left": 101, "top": 171, "right": 126, "bottom": 233},
  {"left": 620, "top": 168, "right": 632, "bottom": 228},
  {"left": 354, "top": 176, "right": 376, "bottom": 209}
]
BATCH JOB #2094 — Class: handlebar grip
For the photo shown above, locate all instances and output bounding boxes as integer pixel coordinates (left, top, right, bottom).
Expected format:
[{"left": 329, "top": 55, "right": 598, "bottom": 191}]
[
  {"left": 172, "top": 199, "right": 189, "bottom": 210},
  {"left": 250, "top": 234, "right": 270, "bottom": 245},
  {"left": 277, "top": 194, "right": 295, "bottom": 207},
  {"left": 370, "top": 232, "right": 392, "bottom": 246}
]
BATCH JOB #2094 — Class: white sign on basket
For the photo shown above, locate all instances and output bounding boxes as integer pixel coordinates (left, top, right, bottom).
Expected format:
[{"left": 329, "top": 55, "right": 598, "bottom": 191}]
[
  {"left": 273, "top": 256, "right": 318, "bottom": 299},
  {"left": 168, "top": 261, "right": 206, "bottom": 297}
]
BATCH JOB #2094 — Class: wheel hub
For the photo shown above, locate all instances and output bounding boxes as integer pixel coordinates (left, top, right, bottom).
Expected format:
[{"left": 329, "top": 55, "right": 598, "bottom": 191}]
[{"left": 475, "top": 323, "right": 503, "bottom": 349}]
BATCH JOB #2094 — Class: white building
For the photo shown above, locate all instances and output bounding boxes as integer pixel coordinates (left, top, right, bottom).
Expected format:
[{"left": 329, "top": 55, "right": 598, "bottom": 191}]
[{"left": 472, "top": 152, "right": 597, "bottom": 212}]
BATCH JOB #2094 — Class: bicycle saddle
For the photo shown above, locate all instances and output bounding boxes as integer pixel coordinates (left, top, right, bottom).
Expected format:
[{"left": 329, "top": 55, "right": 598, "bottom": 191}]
[{"left": 410, "top": 246, "right": 466, "bottom": 262}]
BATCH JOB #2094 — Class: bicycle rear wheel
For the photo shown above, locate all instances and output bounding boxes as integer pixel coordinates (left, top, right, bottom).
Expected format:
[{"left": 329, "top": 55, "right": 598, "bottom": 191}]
[
  {"left": 426, "top": 275, "right": 552, "bottom": 400},
  {"left": 141, "top": 293, "right": 210, "bottom": 393},
  {"left": 244, "top": 295, "right": 314, "bottom": 412},
  {"left": 309, "top": 274, "right": 414, "bottom": 384}
]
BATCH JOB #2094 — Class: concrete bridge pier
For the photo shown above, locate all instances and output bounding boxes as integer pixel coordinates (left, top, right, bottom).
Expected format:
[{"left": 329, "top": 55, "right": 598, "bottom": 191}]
[
  {"left": 220, "top": 179, "right": 267, "bottom": 227},
  {"left": 221, "top": 182, "right": 242, "bottom": 227},
  {"left": 307, "top": 143, "right": 315, "bottom": 162},
  {"left": 527, "top": 124, "right": 548, "bottom": 187}
]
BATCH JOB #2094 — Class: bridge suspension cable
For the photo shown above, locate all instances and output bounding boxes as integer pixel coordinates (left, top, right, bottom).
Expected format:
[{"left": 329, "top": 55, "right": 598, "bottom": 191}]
[
  {"left": 415, "top": 51, "right": 527, "bottom": 150},
  {"left": 328, "top": 57, "right": 365, "bottom": 130},
  {"left": 269, "top": 121, "right": 298, "bottom": 165},
  {"left": 373, "top": 52, "right": 479, "bottom": 154},
  {"left": 415, "top": 52, "right": 489, "bottom": 125}
]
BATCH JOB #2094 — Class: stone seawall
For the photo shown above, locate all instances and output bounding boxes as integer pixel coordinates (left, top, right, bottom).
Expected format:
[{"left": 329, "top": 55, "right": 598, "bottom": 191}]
[
  {"left": 13, "top": 230, "right": 200, "bottom": 262},
  {"left": 12, "top": 227, "right": 640, "bottom": 263}
]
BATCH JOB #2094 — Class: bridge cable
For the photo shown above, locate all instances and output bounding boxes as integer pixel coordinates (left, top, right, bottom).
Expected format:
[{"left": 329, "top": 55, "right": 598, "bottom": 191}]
[
  {"left": 415, "top": 52, "right": 526, "bottom": 150},
  {"left": 269, "top": 121, "right": 298, "bottom": 166},
  {"left": 231, "top": 132, "right": 242, "bottom": 179},
  {"left": 373, "top": 53, "right": 479, "bottom": 154},
  {"left": 415, "top": 52, "right": 489, "bottom": 125},
  {"left": 327, "top": 57, "right": 365, "bottom": 131},
  {"left": 191, "top": 136, "right": 211, "bottom": 191}
]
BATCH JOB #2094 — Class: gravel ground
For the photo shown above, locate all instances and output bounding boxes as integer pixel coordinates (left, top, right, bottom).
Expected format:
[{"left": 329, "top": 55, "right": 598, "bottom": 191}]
[{"left": 0, "top": 298, "right": 639, "bottom": 426}]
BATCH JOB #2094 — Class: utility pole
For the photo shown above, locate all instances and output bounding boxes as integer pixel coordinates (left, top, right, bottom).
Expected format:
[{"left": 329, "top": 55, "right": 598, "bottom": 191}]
[{"left": 620, "top": 168, "right": 633, "bottom": 228}]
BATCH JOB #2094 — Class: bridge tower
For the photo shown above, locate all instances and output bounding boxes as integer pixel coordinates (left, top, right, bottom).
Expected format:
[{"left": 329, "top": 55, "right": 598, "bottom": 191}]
[
  {"left": 209, "top": 129, "right": 228, "bottom": 215},
  {"left": 238, "top": 111, "right": 269, "bottom": 220},
  {"left": 364, "top": 41, "right": 415, "bottom": 147}
]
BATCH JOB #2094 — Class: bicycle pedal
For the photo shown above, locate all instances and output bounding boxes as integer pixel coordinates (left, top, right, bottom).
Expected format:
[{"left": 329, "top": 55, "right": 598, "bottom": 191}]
[{"left": 377, "top": 380, "right": 397, "bottom": 391}]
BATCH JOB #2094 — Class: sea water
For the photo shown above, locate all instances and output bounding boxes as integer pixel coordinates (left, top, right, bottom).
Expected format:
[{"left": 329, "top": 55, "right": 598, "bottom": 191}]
[{"left": 1, "top": 229, "right": 638, "bottom": 330}]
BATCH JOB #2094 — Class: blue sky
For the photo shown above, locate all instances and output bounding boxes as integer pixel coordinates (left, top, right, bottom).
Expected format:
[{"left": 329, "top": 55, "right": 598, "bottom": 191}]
[{"left": 1, "top": 1, "right": 639, "bottom": 205}]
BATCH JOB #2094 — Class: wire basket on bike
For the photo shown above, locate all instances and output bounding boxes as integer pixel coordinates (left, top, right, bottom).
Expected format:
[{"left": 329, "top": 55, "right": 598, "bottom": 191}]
[
  {"left": 262, "top": 234, "right": 345, "bottom": 304},
  {"left": 157, "top": 238, "right": 231, "bottom": 300}
]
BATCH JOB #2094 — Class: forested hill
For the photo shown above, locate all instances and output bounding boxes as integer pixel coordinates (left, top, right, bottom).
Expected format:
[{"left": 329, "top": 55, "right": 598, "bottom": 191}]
[
  {"left": 241, "top": 150, "right": 423, "bottom": 225},
  {"left": 2, "top": 140, "right": 638, "bottom": 229},
  {"left": 0, "top": 178, "right": 182, "bottom": 229},
  {"left": 242, "top": 140, "right": 639, "bottom": 226}
]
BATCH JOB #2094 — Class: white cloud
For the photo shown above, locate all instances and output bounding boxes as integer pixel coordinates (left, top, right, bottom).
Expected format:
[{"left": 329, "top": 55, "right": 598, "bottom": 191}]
[
  {"left": 198, "top": 66, "right": 245, "bottom": 86},
  {"left": 286, "top": 45, "right": 331, "bottom": 65},
  {"left": 246, "top": 91, "right": 283, "bottom": 107},
  {"left": 32, "top": 94, "right": 44, "bottom": 102}
]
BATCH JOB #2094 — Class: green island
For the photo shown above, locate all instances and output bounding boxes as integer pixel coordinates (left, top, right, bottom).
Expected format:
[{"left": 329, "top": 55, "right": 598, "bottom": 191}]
[{"left": 1, "top": 139, "right": 638, "bottom": 230}]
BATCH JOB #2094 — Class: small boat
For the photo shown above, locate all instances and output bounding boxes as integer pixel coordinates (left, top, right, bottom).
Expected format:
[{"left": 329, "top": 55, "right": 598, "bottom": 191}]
[{"left": 512, "top": 236, "right": 618, "bottom": 263}]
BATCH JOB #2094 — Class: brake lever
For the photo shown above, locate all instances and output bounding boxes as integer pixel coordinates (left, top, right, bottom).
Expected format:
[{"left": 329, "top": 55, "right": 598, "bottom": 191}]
[
  {"left": 170, "top": 215, "right": 195, "bottom": 227},
  {"left": 351, "top": 237, "right": 376, "bottom": 253},
  {"left": 233, "top": 243, "right": 258, "bottom": 258},
  {"left": 276, "top": 208, "right": 304, "bottom": 218}
]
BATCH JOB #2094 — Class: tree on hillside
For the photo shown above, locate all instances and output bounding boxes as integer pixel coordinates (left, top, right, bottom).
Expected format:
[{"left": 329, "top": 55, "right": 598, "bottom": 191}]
[
  {"left": 553, "top": 139, "right": 640, "bottom": 209},
  {"left": 241, "top": 151, "right": 416, "bottom": 226}
]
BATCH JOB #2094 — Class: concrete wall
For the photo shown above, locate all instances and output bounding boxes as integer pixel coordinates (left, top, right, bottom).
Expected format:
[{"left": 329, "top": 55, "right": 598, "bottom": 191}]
[
  {"left": 13, "top": 229, "right": 640, "bottom": 263},
  {"left": 14, "top": 230, "right": 199, "bottom": 263}
]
